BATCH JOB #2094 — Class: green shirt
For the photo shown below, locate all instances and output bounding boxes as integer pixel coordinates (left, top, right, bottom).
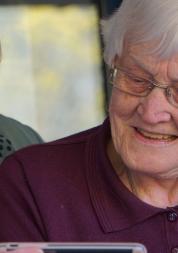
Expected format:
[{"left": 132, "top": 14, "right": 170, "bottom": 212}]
[{"left": 0, "top": 114, "right": 43, "bottom": 163}]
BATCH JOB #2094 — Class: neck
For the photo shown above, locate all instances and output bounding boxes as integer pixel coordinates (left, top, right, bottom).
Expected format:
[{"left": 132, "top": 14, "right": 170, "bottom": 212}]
[
  {"left": 126, "top": 172, "right": 178, "bottom": 208},
  {"left": 107, "top": 139, "right": 178, "bottom": 208}
]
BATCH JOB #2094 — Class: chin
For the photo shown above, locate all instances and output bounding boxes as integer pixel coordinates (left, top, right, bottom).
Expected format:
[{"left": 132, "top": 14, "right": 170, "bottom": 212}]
[{"left": 122, "top": 151, "right": 178, "bottom": 179}]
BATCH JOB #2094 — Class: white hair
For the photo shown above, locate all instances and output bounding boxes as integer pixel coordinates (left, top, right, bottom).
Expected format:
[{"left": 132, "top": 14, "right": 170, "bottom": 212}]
[{"left": 102, "top": 0, "right": 178, "bottom": 66}]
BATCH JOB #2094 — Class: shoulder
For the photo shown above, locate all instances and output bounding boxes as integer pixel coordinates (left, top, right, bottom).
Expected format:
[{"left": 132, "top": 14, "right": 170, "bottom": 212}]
[
  {"left": 1, "top": 123, "right": 101, "bottom": 170},
  {"left": 0, "top": 123, "right": 103, "bottom": 191},
  {"left": 15, "top": 124, "right": 100, "bottom": 158},
  {"left": 0, "top": 114, "right": 29, "bottom": 128},
  {"left": 0, "top": 114, "right": 43, "bottom": 144}
]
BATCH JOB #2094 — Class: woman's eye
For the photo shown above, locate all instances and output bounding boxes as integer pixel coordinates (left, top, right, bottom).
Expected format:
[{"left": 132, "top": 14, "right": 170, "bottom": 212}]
[
  {"left": 134, "top": 78, "right": 143, "bottom": 82},
  {"left": 132, "top": 78, "right": 146, "bottom": 84}
]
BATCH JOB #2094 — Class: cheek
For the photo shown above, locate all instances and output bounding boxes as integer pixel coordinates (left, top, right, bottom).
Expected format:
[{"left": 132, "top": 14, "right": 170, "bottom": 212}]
[
  {"left": 108, "top": 90, "right": 133, "bottom": 153},
  {"left": 109, "top": 88, "right": 138, "bottom": 119},
  {"left": 108, "top": 89, "right": 141, "bottom": 161}
]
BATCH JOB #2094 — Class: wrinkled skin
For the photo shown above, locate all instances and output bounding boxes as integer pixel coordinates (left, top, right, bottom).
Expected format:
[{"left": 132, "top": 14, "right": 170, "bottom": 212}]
[{"left": 108, "top": 43, "right": 178, "bottom": 207}]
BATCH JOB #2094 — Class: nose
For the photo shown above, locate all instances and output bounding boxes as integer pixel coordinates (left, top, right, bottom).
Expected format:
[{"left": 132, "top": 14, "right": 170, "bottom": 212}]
[{"left": 137, "top": 87, "right": 172, "bottom": 124}]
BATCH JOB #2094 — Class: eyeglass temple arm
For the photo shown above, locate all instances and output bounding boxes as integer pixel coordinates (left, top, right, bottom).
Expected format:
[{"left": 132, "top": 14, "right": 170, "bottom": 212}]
[{"left": 109, "top": 67, "right": 118, "bottom": 83}]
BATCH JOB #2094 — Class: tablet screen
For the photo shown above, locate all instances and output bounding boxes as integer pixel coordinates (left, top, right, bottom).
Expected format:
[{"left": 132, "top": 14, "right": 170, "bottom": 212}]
[{"left": 43, "top": 249, "right": 132, "bottom": 253}]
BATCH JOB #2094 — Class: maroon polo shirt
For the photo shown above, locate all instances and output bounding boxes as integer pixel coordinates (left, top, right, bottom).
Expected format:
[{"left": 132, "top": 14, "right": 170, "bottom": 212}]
[{"left": 0, "top": 118, "right": 178, "bottom": 253}]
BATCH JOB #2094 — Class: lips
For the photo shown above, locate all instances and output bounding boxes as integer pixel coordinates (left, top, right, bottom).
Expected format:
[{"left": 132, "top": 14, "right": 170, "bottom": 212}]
[{"left": 136, "top": 128, "right": 177, "bottom": 141}]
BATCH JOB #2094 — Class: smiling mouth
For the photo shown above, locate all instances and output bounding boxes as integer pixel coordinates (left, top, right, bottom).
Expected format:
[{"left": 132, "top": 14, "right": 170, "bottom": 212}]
[{"left": 136, "top": 128, "right": 177, "bottom": 141}]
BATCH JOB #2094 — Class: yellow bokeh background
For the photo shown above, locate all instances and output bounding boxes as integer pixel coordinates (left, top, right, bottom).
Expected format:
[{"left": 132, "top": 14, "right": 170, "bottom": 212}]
[{"left": 0, "top": 4, "right": 105, "bottom": 140}]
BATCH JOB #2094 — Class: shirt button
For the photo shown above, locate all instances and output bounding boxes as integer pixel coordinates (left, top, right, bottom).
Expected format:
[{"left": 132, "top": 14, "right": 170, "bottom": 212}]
[
  {"left": 167, "top": 212, "right": 178, "bottom": 222},
  {"left": 172, "top": 247, "right": 178, "bottom": 253}
]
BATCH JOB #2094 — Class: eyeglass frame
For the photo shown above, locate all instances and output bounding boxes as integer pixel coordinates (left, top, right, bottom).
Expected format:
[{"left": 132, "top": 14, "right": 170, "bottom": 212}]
[{"left": 109, "top": 66, "right": 178, "bottom": 108}]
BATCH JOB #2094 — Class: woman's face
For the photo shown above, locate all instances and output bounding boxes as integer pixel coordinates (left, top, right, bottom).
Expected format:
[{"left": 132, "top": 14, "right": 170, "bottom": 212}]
[{"left": 109, "top": 44, "right": 178, "bottom": 179}]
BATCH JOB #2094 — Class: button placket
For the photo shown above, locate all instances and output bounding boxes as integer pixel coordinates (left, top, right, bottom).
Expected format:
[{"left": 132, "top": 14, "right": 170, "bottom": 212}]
[
  {"left": 164, "top": 209, "right": 178, "bottom": 253},
  {"left": 167, "top": 212, "right": 178, "bottom": 222}
]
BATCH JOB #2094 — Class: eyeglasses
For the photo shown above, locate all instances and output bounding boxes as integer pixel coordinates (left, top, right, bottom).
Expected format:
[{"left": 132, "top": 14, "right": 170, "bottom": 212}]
[{"left": 109, "top": 66, "right": 178, "bottom": 108}]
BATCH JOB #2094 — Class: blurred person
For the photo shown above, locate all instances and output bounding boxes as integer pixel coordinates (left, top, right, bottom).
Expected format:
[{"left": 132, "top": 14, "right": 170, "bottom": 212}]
[
  {"left": 0, "top": 114, "right": 43, "bottom": 163},
  {"left": 0, "top": 45, "right": 43, "bottom": 163},
  {"left": 0, "top": 1, "right": 178, "bottom": 253}
]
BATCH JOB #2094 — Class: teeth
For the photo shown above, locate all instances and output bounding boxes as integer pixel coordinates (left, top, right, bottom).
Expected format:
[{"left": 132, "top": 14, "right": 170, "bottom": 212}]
[{"left": 137, "top": 128, "right": 177, "bottom": 141}]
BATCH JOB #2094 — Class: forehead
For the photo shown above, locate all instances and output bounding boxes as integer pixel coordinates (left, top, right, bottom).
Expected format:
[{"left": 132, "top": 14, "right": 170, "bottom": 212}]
[{"left": 120, "top": 42, "right": 178, "bottom": 80}]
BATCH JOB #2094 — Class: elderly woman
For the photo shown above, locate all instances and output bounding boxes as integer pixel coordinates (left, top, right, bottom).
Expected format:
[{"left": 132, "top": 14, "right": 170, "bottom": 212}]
[{"left": 0, "top": 0, "right": 178, "bottom": 253}]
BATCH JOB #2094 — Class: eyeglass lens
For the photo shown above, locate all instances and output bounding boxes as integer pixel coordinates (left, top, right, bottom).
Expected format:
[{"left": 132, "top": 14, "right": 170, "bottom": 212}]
[{"left": 111, "top": 67, "right": 178, "bottom": 108}]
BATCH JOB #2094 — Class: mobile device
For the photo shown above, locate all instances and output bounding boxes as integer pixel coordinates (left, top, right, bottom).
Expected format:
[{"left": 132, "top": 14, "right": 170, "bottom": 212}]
[{"left": 0, "top": 242, "right": 147, "bottom": 253}]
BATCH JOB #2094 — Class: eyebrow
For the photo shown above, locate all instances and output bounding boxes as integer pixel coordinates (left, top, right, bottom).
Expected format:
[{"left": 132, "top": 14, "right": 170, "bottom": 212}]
[
  {"left": 129, "top": 55, "right": 154, "bottom": 75},
  {"left": 130, "top": 55, "right": 178, "bottom": 82}
]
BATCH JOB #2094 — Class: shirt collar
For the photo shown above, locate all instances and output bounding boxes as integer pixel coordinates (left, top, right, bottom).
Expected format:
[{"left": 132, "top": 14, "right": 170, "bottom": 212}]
[{"left": 86, "top": 118, "right": 164, "bottom": 233}]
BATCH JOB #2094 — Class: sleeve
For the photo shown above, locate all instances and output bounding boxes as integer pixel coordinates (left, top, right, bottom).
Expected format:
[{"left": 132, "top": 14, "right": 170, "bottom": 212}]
[
  {"left": 0, "top": 115, "right": 44, "bottom": 164},
  {"left": 0, "top": 155, "right": 48, "bottom": 242},
  {"left": 22, "top": 124, "right": 44, "bottom": 144}
]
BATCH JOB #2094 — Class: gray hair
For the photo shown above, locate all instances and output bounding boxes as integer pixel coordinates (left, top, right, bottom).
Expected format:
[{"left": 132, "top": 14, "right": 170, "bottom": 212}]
[{"left": 102, "top": 0, "right": 178, "bottom": 66}]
